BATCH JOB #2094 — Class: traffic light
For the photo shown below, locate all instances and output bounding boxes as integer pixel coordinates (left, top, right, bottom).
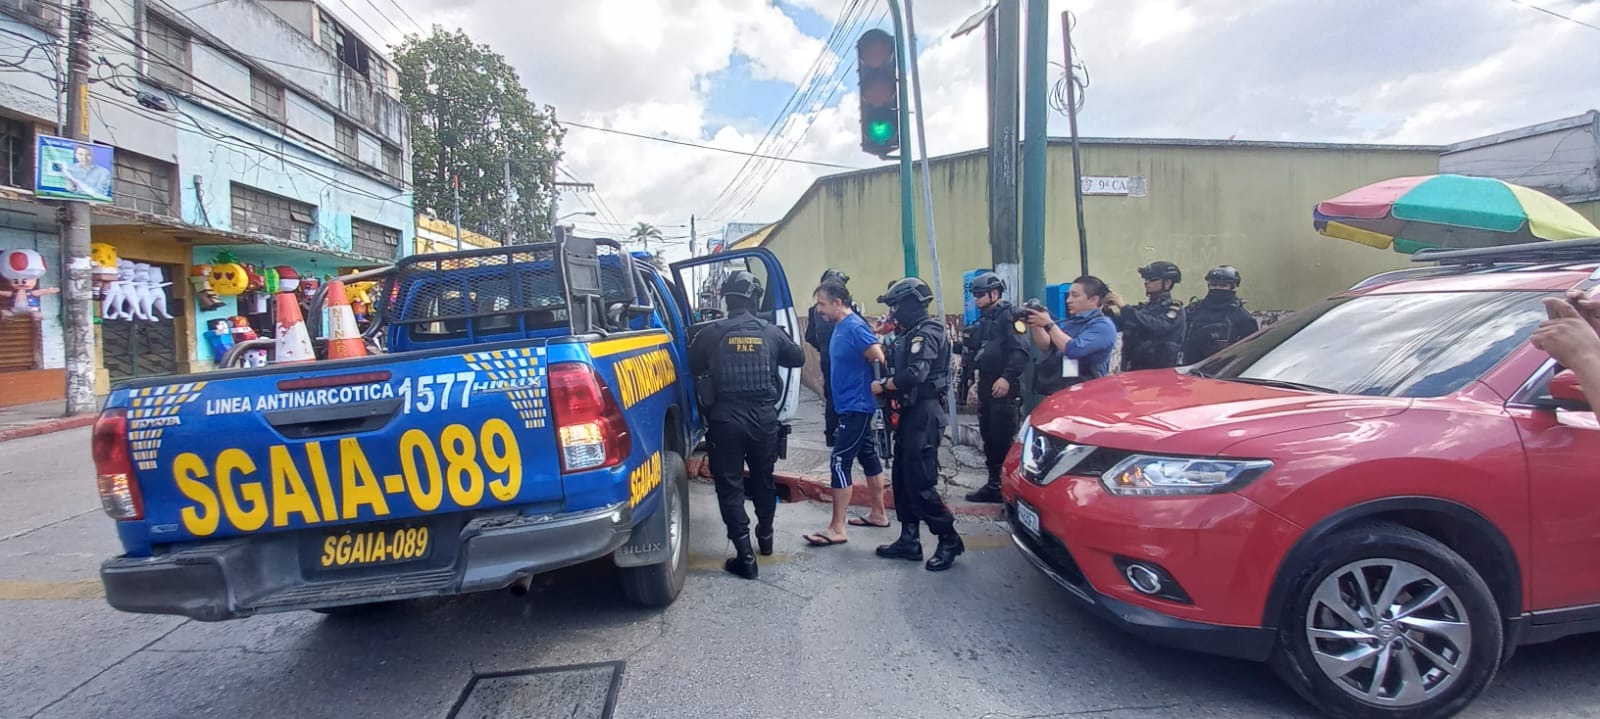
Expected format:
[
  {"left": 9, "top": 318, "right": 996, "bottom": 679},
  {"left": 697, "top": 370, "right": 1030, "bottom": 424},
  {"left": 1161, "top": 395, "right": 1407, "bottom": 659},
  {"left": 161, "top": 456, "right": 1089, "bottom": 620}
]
[{"left": 856, "top": 29, "right": 900, "bottom": 158}]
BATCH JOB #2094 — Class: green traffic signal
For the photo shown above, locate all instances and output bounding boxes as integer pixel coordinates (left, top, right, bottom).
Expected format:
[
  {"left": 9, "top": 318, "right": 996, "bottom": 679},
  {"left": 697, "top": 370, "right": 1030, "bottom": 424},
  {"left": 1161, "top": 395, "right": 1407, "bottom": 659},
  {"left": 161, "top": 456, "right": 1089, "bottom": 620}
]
[{"left": 856, "top": 29, "right": 900, "bottom": 158}]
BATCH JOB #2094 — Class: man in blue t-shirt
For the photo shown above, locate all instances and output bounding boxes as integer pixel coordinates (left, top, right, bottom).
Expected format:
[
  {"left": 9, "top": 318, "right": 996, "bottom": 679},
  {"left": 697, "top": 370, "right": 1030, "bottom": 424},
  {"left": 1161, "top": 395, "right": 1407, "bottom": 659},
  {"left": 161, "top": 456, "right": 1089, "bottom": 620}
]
[{"left": 804, "top": 281, "right": 889, "bottom": 547}]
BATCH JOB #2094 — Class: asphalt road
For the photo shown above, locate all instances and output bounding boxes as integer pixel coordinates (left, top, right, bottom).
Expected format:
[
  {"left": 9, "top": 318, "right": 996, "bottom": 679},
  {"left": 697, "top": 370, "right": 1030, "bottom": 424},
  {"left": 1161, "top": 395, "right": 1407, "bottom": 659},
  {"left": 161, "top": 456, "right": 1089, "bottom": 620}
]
[{"left": 4, "top": 427, "right": 1599, "bottom": 719}]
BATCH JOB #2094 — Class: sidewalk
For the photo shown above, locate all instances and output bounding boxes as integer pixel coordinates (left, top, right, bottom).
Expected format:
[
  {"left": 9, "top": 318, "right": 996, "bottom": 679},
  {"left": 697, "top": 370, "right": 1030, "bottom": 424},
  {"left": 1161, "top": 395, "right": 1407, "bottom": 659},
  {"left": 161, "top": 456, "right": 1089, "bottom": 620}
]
[
  {"left": 693, "top": 389, "right": 1002, "bottom": 518},
  {"left": 0, "top": 399, "right": 96, "bottom": 442}
]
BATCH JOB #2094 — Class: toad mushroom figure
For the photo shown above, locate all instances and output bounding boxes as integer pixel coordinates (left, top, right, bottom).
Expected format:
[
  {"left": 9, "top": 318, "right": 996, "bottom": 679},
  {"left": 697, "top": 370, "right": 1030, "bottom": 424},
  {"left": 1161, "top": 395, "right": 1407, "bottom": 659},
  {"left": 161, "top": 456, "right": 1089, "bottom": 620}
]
[{"left": 0, "top": 249, "right": 59, "bottom": 319}]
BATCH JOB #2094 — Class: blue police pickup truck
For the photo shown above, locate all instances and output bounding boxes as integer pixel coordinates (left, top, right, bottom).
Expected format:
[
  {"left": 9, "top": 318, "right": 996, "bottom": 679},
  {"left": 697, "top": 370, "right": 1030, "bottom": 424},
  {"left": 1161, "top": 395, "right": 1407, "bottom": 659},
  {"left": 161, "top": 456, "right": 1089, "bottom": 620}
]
[{"left": 88, "top": 235, "right": 802, "bottom": 620}]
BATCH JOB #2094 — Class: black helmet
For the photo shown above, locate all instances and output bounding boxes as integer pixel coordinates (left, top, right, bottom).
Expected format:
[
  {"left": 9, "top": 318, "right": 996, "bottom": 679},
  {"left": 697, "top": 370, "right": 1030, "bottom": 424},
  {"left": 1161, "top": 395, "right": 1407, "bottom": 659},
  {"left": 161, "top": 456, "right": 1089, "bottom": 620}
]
[
  {"left": 968, "top": 271, "right": 1004, "bottom": 295},
  {"left": 821, "top": 268, "right": 850, "bottom": 284},
  {"left": 1137, "top": 261, "right": 1182, "bottom": 283},
  {"left": 1205, "top": 265, "right": 1242, "bottom": 286},
  {"left": 720, "top": 270, "right": 763, "bottom": 301},
  {"left": 877, "top": 277, "right": 934, "bottom": 307}
]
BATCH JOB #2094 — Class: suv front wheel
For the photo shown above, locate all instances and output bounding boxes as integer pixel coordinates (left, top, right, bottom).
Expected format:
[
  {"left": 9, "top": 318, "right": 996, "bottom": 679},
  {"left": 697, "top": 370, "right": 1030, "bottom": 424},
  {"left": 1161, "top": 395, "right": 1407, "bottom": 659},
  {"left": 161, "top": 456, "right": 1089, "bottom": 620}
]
[{"left": 1271, "top": 522, "right": 1503, "bottom": 719}]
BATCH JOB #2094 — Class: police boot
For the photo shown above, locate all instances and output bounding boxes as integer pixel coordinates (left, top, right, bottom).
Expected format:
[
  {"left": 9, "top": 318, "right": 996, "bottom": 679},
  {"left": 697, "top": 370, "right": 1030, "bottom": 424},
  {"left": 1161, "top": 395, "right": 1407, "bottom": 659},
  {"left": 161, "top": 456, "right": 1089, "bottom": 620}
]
[
  {"left": 724, "top": 535, "right": 758, "bottom": 580},
  {"left": 875, "top": 522, "right": 923, "bottom": 561},
  {"left": 755, "top": 520, "right": 774, "bottom": 557},
  {"left": 965, "top": 471, "right": 1004, "bottom": 504},
  {"left": 925, "top": 531, "right": 965, "bottom": 572}
]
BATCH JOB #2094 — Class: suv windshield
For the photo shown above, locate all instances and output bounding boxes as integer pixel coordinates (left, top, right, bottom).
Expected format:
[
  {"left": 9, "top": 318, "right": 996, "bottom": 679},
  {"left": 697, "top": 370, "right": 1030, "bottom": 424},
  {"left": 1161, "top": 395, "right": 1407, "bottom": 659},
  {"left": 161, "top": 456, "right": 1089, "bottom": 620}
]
[{"left": 1188, "top": 290, "right": 1553, "bottom": 398}]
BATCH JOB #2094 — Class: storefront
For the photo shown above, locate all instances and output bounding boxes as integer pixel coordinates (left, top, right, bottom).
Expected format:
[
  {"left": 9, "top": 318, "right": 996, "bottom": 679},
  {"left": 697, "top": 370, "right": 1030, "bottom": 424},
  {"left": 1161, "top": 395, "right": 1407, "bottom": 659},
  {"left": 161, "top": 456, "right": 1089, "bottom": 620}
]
[{"left": 187, "top": 243, "right": 384, "bottom": 368}]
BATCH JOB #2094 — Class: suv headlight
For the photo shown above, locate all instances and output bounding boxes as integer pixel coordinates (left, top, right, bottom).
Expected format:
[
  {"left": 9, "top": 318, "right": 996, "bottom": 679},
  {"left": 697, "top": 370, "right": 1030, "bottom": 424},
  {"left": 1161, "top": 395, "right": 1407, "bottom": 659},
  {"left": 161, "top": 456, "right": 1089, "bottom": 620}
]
[{"left": 1100, "top": 454, "right": 1272, "bottom": 496}]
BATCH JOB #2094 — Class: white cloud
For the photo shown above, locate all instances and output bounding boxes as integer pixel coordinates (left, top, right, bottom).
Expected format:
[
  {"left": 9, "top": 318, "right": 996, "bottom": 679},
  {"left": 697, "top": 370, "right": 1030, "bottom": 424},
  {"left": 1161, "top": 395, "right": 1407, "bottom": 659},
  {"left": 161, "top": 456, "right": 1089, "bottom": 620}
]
[{"left": 395, "top": 0, "right": 1600, "bottom": 257}]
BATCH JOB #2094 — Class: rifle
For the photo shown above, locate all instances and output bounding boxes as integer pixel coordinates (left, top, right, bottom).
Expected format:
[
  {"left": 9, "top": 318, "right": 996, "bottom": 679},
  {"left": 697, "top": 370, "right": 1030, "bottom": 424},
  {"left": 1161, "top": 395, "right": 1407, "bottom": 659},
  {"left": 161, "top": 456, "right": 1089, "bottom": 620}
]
[{"left": 871, "top": 358, "right": 894, "bottom": 467}]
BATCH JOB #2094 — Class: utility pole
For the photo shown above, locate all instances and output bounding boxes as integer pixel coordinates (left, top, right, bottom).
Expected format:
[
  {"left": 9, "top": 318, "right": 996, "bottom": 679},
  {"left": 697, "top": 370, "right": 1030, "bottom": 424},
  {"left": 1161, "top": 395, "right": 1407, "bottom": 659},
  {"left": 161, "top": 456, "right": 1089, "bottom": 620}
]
[
  {"left": 1062, "top": 11, "right": 1089, "bottom": 277},
  {"left": 502, "top": 157, "right": 512, "bottom": 246},
  {"left": 60, "top": 0, "right": 96, "bottom": 415},
  {"left": 452, "top": 173, "right": 462, "bottom": 250},
  {"left": 902, "top": 0, "right": 957, "bottom": 440},
  {"left": 688, "top": 214, "right": 697, "bottom": 299},
  {"left": 886, "top": 0, "right": 917, "bottom": 278},
  {"left": 1020, "top": 0, "right": 1049, "bottom": 305},
  {"left": 991, "top": 0, "right": 1021, "bottom": 296}
]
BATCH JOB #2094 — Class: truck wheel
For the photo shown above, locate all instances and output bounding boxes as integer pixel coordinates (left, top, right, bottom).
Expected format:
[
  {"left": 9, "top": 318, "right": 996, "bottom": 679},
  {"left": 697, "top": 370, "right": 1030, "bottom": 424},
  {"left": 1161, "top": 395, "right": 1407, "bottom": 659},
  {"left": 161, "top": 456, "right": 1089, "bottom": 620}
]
[
  {"left": 1270, "top": 522, "right": 1503, "bottom": 719},
  {"left": 619, "top": 451, "right": 689, "bottom": 608}
]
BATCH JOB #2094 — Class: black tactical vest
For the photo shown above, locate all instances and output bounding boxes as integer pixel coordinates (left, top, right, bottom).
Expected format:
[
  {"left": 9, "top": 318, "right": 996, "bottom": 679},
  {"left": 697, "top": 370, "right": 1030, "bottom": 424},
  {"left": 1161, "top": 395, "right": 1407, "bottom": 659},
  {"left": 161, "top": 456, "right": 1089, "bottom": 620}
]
[{"left": 711, "top": 316, "right": 780, "bottom": 405}]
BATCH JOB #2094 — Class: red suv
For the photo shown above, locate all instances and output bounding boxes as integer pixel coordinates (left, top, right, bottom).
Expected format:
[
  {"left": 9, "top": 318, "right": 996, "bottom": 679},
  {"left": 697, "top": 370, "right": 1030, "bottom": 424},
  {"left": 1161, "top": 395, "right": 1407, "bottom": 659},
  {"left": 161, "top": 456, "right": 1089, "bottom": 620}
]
[{"left": 1003, "top": 241, "right": 1600, "bottom": 719}]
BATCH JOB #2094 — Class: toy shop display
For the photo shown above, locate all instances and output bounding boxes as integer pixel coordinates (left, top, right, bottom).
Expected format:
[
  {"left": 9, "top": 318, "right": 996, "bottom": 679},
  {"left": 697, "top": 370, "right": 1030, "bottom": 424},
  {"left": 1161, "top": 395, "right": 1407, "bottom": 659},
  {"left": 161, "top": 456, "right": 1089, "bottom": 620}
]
[
  {"left": 209, "top": 261, "right": 249, "bottom": 296},
  {"left": 0, "top": 249, "right": 59, "bottom": 319},
  {"left": 99, "top": 260, "right": 174, "bottom": 322}
]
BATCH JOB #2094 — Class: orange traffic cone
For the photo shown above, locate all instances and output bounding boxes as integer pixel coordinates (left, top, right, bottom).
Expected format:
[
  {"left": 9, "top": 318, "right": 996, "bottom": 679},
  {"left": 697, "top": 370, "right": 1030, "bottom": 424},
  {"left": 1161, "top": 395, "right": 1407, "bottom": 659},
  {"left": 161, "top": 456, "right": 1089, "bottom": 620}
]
[
  {"left": 274, "top": 292, "right": 317, "bottom": 364},
  {"left": 323, "top": 280, "right": 368, "bottom": 360}
]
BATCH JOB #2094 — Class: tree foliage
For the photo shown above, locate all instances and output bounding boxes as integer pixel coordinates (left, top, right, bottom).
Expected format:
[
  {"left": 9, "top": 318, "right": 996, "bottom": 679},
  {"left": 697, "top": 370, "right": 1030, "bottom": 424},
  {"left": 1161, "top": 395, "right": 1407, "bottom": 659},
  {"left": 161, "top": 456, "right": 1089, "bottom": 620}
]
[{"left": 395, "top": 27, "right": 563, "bottom": 243}]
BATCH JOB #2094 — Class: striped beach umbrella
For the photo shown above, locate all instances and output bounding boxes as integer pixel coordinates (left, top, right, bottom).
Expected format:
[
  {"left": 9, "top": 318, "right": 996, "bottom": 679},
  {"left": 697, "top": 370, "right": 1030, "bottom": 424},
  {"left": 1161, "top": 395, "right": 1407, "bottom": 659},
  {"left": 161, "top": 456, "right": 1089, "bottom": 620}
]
[{"left": 1314, "top": 174, "right": 1599, "bottom": 254}]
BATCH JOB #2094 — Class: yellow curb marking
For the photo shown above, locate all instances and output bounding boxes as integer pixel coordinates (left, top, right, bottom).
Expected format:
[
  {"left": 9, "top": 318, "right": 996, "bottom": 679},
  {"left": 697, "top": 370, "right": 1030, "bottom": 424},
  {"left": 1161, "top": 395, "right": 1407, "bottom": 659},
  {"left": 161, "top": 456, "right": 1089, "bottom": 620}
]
[{"left": 0, "top": 579, "right": 104, "bottom": 600}]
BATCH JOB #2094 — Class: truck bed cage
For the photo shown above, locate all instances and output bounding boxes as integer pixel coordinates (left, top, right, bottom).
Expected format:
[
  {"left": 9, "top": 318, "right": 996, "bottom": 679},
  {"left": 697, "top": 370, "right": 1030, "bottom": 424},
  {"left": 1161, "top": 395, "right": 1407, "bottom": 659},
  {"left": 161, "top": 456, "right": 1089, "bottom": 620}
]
[{"left": 378, "top": 238, "right": 638, "bottom": 350}]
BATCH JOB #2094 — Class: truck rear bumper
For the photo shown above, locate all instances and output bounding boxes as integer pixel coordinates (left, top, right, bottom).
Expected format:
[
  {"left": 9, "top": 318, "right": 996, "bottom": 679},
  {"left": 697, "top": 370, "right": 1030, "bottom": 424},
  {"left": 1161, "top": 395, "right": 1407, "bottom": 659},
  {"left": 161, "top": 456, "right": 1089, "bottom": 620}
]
[{"left": 101, "top": 502, "right": 635, "bottom": 621}]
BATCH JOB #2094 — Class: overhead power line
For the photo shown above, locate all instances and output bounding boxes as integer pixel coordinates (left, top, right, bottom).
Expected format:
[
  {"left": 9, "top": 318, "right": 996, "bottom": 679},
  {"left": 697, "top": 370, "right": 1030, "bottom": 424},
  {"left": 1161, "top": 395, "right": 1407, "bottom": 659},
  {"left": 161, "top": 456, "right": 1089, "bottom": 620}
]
[
  {"left": 563, "top": 121, "right": 857, "bottom": 169},
  {"left": 1505, "top": 0, "right": 1600, "bottom": 32}
]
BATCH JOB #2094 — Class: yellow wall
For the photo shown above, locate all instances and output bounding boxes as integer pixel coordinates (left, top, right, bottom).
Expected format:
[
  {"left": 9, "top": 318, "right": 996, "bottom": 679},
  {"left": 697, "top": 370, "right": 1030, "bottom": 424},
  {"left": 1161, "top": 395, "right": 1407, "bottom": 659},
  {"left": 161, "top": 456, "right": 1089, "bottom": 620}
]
[
  {"left": 91, "top": 227, "right": 199, "bottom": 391},
  {"left": 415, "top": 214, "right": 499, "bottom": 254},
  {"left": 763, "top": 141, "right": 1443, "bottom": 313}
]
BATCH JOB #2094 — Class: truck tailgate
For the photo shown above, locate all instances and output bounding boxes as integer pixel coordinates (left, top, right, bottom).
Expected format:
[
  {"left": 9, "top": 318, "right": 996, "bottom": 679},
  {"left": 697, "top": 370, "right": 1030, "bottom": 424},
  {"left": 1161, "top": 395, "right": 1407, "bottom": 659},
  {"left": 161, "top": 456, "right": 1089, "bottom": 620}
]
[{"left": 122, "top": 343, "right": 560, "bottom": 548}]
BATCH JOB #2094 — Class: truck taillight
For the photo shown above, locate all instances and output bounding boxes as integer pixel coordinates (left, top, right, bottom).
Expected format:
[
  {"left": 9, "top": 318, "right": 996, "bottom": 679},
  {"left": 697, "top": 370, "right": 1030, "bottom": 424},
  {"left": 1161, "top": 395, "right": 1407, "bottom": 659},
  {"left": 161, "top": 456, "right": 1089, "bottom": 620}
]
[
  {"left": 550, "top": 362, "right": 632, "bottom": 473},
  {"left": 92, "top": 409, "right": 143, "bottom": 520}
]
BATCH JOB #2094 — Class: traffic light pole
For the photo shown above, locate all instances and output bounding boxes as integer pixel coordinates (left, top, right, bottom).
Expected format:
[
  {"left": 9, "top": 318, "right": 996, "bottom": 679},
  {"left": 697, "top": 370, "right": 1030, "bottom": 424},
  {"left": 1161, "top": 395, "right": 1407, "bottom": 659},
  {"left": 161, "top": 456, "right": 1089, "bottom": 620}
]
[{"left": 887, "top": 0, "right": 917, "bottom": 278}]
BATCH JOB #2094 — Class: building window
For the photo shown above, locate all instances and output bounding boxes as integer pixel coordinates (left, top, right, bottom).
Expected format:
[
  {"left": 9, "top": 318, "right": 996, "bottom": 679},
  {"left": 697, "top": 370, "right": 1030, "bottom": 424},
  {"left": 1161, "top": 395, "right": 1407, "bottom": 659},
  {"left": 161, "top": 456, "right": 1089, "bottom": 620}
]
[
  {"left": 250, "top": 71, "right": 284, "bottom": 124},
  {"left": 316, "top": 9, "right": 373, "bottom": 78},
  {"left": 144, "top": 13, "right": 188, "bottom": 90},
  {"left": 351, "top": 218, "right": 400, "bottom": 259},
  {"left": 0, "top": 0, "right": 60, "bottom": 34},
  {"left": 0, "top": 116, "right": 31, "bottom": 190},
  {"left": 335, "top": 120, "right": 357, "bottom": 163},
  {"left": 382, "top": 143, "right": 401, "bottom": 180},
  {"left": 113, "top": 151, "right": 174, "bottom": 215},
  {"left": 231, "top": 184, "right": 315, "bottom": 243}
]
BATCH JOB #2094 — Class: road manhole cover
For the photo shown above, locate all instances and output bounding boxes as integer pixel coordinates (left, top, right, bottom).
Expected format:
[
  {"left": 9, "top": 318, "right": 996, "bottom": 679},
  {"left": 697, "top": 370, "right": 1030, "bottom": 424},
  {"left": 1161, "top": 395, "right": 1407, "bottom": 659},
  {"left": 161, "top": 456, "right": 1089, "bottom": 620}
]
[{"left": 447, "top": 661, "right": 624, "bottom": 719}]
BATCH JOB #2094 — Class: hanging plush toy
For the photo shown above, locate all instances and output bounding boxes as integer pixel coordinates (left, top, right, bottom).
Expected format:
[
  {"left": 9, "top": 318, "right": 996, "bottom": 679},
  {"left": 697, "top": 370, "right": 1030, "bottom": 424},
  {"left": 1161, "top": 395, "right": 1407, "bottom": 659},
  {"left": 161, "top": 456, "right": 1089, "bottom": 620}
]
[
  {"left": 0, "top": 249, "right": 59, "bottom": 319},
  {"left": 128, "top": 263, "right": 156, "bottom": 322},
  {"left": 99, "top": 260, "right": 134, "bottom": 321},
  {"left": 209, "top": 255, "right": 248, "bottom": 296},
  {"left": 141, "top": 264, "right": 174, "bottom": 321},
  {"left": 275, "top": 266, "right": 301, "bottom": 293},
  {"left": 264, "top": 267, "right": 280, "bottom": 294},
  {"left": 90, "top": 242, "right": 118, "bottom": 301}
]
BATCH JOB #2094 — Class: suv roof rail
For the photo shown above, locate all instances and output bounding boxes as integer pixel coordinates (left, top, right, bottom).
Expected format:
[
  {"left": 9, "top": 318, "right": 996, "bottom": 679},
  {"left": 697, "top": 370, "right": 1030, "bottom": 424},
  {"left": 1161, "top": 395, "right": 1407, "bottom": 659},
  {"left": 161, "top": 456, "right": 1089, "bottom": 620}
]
[{"left": 1410, "top": 237, "right": 1600, "bottom": 266}]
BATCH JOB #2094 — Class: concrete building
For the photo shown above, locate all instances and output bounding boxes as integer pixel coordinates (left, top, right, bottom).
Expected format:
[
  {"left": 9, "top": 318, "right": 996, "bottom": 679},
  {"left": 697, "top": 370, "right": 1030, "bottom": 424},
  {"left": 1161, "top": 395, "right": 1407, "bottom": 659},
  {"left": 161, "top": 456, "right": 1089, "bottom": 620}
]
[
  {"left": 758, "top": 111, "right": 1600, "bottom": 318},
  {"left": 0, "top": 0, "right": 412, "bottom": 403}
]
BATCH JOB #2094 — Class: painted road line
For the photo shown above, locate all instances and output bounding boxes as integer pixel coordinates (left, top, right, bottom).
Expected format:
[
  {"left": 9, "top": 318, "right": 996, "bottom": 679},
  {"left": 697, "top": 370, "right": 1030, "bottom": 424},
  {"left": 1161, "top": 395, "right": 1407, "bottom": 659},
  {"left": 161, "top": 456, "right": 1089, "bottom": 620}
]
[{"left": 0, "top": 579, "right": 104, "bottom": 600}]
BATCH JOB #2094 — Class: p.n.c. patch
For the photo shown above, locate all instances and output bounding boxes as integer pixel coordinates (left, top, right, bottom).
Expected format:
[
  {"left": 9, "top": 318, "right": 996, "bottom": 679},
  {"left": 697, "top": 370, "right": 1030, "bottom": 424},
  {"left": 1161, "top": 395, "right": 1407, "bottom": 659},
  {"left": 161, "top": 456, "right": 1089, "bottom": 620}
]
[
  {"left": 1012, "top": 319, "right": 1027, "bottom": 334},
  {"left": 1166, "top": 309, "right": 1180, "bottom": 320},
  {"left": 910, "top": 336, "right": 924, "bottom": 354}
]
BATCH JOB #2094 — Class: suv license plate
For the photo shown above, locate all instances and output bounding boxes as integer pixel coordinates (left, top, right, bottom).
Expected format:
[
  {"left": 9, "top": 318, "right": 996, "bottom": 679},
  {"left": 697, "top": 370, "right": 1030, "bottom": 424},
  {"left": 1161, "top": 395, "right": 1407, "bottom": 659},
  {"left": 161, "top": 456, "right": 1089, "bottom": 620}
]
[
  {"left": 316, "top": 525, "right": 432, "bottom": 570},
  {"left": 1017, "top": 500, "right": 1041, "bottom": 536}
]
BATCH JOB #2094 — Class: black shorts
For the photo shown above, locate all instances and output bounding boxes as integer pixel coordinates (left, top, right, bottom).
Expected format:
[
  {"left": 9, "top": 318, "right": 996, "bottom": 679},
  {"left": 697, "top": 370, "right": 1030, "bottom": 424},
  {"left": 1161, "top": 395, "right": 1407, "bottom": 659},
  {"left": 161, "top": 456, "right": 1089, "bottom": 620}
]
[{"left": 830, "top": 411, "right": 883, "bottom": 489}]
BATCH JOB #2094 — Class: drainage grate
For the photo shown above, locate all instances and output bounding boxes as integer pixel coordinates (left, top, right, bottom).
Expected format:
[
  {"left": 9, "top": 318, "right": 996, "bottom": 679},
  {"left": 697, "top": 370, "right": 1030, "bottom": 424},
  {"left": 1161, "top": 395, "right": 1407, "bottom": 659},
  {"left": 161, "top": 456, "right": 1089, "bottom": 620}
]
[{"left": 447, "top": 662, "right": 624, "bottom": 719}]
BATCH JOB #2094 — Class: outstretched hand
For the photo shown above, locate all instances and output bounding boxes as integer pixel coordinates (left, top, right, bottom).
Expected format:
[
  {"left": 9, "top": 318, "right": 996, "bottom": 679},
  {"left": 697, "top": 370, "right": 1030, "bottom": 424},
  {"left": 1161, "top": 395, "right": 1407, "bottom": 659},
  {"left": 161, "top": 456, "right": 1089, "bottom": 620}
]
[{"left": 1533, "top": 297, "right": 1600, "bottom": 372}]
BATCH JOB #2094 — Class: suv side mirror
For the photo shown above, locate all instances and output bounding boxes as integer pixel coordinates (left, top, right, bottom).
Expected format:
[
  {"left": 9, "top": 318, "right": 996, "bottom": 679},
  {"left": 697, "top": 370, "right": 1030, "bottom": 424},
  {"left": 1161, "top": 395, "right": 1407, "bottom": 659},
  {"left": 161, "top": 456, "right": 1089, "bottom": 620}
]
[{"left": 1550, "top": 370, "right": 1589, "bottom": 410}]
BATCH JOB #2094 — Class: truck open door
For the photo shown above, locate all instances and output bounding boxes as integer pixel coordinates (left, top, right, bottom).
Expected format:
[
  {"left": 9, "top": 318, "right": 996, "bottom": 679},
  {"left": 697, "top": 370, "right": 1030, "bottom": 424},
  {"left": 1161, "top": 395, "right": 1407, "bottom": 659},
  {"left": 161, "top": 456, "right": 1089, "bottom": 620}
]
[{"left": 669, "top": 249, "right": 802, "bottom": 421}]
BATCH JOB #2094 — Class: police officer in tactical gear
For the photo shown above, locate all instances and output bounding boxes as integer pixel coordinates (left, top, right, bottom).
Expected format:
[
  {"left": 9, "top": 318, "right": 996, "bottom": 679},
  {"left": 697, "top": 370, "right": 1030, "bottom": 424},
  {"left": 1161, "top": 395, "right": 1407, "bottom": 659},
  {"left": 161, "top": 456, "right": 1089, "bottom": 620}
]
[
  {"left": 871, "top": 277, "right": 965, "bottom": 571},
  {"left": 1107, "top": 260, "right": 1186, "bottom": 371},
  {"left": 1183, "top": 265, "right": 1259, "bottom": 363},
  {"left": 806, "top": 268, "right": 857, "bottom": 446},
  {"left": 689, "top": 271, "right": 805, "bottom": 579},
  {"left": 960, "top": 272, "right": 1029, "bottom": 504}
]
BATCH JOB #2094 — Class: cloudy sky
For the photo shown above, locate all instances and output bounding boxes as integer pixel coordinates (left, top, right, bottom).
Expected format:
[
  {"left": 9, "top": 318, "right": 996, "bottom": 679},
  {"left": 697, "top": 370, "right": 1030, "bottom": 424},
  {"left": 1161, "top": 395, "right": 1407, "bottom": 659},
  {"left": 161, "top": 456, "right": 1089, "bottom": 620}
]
[{"left": 344, "top": 0, "right": 1597, "bottom": 253}]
